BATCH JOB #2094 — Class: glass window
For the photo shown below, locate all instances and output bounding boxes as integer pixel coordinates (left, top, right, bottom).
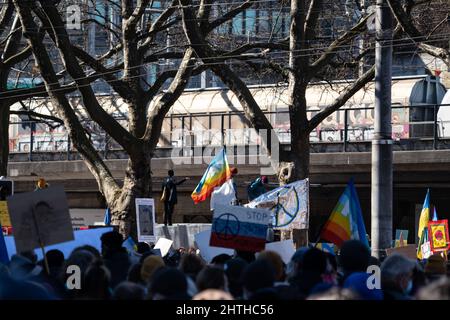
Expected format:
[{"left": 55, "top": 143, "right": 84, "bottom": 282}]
[
  {"left": 245, "top": 9, "right": 256, "bottom": 35},
  {"left": 232, "top": 13, "right": 243, "bottom": 35}
]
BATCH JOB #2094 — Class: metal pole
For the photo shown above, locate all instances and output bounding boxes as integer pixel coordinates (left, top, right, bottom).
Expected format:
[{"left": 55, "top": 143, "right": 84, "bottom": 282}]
[{"left": 371, "top": 0, "right": 393, "bottom": 259}]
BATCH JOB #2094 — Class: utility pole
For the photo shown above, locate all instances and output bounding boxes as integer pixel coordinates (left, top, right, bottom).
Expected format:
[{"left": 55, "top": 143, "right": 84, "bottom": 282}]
[{"left": 371, "top": 0, "right": 393, "bottom": 259}]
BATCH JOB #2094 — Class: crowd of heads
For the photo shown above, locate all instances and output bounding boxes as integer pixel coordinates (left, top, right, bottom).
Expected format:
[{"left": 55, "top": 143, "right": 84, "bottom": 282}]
[{"left": 0, "top": 233, "right": 449, "bottom": 300}]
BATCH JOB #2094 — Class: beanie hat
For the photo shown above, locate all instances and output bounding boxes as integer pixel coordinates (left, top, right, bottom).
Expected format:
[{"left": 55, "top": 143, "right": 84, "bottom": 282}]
[
  {"left": 424, "top": 254, "right": 446, "bottom": 275},
  {"left": 141, "top": 255, "right": 165, "bottom": 283},
  {"left": 343, "top": 272, "right": 383, "bottom": 300}
]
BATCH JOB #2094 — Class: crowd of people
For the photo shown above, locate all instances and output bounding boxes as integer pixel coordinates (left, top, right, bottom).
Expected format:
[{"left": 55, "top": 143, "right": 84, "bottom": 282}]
[{"left": 0, "top": 231, "right": 449, "bottom": 300}]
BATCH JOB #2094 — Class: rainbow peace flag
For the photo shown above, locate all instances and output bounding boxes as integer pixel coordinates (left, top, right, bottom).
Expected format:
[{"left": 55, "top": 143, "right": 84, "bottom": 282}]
[
  {"left": 319, "top": 179, "right": 368, "bottom": 248},
  {"left": 191, "top": 149, "right": 231, "bottom": 204}
]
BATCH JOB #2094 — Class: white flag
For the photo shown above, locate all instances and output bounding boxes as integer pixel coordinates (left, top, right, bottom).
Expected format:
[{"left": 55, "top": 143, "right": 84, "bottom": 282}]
[{"left": 210, "top": 179, "right": 236, "bottom": 211}]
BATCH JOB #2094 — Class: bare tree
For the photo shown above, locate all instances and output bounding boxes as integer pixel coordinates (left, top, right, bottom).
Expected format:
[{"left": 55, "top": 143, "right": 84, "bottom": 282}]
[
  {"left": 178, "top": 0, "right": 379, "bottom": 244},
  {"left": 11, "top": 0, "right": 269, "bottom": 237},
  {"left": 387, "top": 0, "right": 450, "bottom": 68}
]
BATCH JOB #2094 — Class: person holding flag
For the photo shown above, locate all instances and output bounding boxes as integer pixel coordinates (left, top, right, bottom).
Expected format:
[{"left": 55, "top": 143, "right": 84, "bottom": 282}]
[
  {"left": 319, "top": 179, "right": 369, "bottom": 248},
  {"left": 192, "top": 148, "right": 231, "bottom": 205}
]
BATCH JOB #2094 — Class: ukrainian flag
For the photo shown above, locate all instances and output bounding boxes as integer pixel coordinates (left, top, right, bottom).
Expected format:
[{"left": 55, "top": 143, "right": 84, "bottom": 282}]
[{"left": 417, "top": 189, "right": 430, "bottom": 260}]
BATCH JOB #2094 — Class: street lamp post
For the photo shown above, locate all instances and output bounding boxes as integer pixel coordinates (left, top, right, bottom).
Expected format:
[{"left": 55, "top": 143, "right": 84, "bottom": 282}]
[{"left": 371, "top": 0, "right": 393, "bottom": 259}]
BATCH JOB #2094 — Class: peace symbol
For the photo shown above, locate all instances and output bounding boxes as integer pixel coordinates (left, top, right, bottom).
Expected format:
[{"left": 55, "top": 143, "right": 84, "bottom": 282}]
[
  {"left": 271, "top": 186, "right": 300, "bottom": 228},
  {"left": 213, "top": 213, "right": 240, "bottom": 240}
]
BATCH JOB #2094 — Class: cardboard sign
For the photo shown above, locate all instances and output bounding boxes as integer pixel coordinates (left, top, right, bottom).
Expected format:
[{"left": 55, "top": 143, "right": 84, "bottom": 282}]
[
  {"left": 154, "top": 237, "right": 173, "bottom": 257},
  {"left": 385, "top": 244, "right": 417, "bottom": 260},
  {"left": 421, "top": 241, "right": 432, "bottom": 259},
  {"left": 5, "top": 227, "right": 113, "bottom": 260},
  {"left": 394, "top": 229, "right": 408, "bottom": 247},
  {"left": 7, "top": 185, "right": 74, "bottom": 253},
  {"left": 0, "top": 201, "right": 11, "bottom": 227},
  {"left": 194, "top": 229, "right": 233, "bottom": 263},
  {"left": 136, "top": 198, "right": 156, "bottom": 243},
  {"left": 210, "top": 204, "right": 272, "bottom": 252},
  {"left": 264, "top": 239, "right": 295, "bottom": 264},
  {"left": 428, "top": 220, "right": 450, "bottom": 252}
]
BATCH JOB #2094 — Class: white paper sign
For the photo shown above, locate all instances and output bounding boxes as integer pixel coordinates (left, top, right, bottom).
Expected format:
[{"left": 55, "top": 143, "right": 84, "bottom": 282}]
[
  {"left": 154, "top": 237, "right": 173, "bottom": 257},
  {"left": 264, "top": 239, "right": 296, "bottom": 264},
  {"left": 194, "top": 229, "right": 234, "bottom": 263},
  {"left": 421, "top": 241, "right": 432, "bottom": 259},
  {"left": 135, "top": 198, "right": 156, "bottom": 243}
]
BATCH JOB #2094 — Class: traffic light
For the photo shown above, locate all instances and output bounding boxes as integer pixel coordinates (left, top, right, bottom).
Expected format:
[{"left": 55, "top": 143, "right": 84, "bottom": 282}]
[{"left": 0, "top": 180, "right": 13, "bottom": 201}]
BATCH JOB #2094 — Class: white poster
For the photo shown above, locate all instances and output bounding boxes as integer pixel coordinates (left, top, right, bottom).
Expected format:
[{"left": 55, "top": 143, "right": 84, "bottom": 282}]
[{"left": 135, "top": 198, "right": 156, "bottom": 243}]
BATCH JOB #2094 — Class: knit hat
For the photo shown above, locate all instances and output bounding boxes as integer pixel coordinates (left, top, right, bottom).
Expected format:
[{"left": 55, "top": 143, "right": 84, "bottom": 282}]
[
  {"left": 424, "top": 254, "right": 446, "bottom": 275},
  {"left": 343, "top": 272, "right": 383, "bottom": 300},
  {"left": 141, "top": 255, "right": 165, "bottom": 283}
]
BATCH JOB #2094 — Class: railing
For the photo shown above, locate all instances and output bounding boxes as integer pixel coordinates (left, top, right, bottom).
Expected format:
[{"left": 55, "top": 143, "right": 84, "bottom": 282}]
[{"left": 8, "top": 103, "right": 450, "bottom": 161}]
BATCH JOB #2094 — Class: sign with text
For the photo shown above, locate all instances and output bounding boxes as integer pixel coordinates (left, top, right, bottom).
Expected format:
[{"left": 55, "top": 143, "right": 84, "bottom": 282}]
[
  {"left": 7, "top": 185, "right": 74, "bottom": 253},
  {"left": 210, "top": 205, "right": 271, "bottom": 252},
  {"left": 136, "top": 198, "right": 156, "bottom": 243},
  {"left": 428, "top": 220, "right": 450, "bottom": 252}
]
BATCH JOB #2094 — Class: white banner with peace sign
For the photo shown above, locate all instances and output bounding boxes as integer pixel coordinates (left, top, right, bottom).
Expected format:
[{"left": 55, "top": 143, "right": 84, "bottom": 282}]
[{"left": 246, "top": 179, "right": 309, "bottom": 230}]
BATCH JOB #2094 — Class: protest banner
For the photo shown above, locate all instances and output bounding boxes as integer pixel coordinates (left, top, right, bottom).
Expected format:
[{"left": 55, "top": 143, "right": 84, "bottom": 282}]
[
  {"left": 7, "top": 185, "right": 74, "bottom": 254},
  {"left": 386, "top": 244, "right": 417, "bottom": 260},
  {"left": 0, "top": 201, "right": 11, "bottom": 227},
  {"left": 194, "top": 229, "right": 233, "bottom": 263},
  {"left": 154, "top": 237, "right": 173, "bottom": 257},
  {"left": 136, "top": 198, "right": 156, "bottom": 243},
  {"left": 427, "top": 220, "right": 450, "bottom": 252},
  {"left": 264, "top": 239, "right": 295, "bottom": 264},
  {"left": 210, "top": 204, "right": 272, "bottom": 252},
  {"left": 246, "top": 179, "right": 309, "bottom": 230},
  {"left": 5, "top": 227, "right": 113, "bottom": 260}
]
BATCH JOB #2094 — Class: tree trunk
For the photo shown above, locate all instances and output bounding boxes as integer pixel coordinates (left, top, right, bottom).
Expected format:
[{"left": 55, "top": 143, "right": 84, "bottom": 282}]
[
  {"left": 0, "top": 101, "right": 9, "bottom": 177},
  {"left": 109, "top": 145, "right": 152, "bottom": 239}
]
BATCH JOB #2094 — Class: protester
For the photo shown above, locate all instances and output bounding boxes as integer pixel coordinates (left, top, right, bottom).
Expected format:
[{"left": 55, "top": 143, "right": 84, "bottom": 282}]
[
  {"left": 224, "top": 258, "right": 248, "bottom": 299},
  {"left": 80, "top": 260, "right": 111, "bottom": 300},
  {"left": 290, "top": 248, "right": 328, "bottom": 298},
  {"left": 100, "top": 231, "right": 132, "bottom": 288},
  {"left": 147, "top": 267, "right": 190, "bottom": 300},
  {"left": 241, "top": 259, "right": 275, "bottom": 299},
  {"left": 161, "top": 170, "right": 189, "bottom": 226},
  {"left": 424, "top": 253, "right": 447, "bottom": 282},
  {"left": 35, "top": 178, "right": 49, "bottom": 191},
  {"left": 140, "top": 255, "right": 165, "bottom": 285},
  {"left": 415, "top": 276, "right": 450, "bottom": 300},
  {"left": 338, "top": 240, "right": 371, "bottom": 284},
  {"left": 247, "top": 176, "right": 269, "bottom": 201},
  {"left": 210, "top": 253, "right": 232, "bottom": 268},
  {"left": 210, "top": 167, "right": 239, "bottom": 210},
  {"left": 343, "top": 272, "right": 383, "bottom": 300},
  {"left": 112, "top": 281, "right": 146, "bottom": 300},
  {"left": 196, "top": 266, "right": 228, "bottom": 292},
  {"left": 381, "top": 254, "right": 416, "bottom": 300},
  {"left": 179, "top": 252, "right": 205, "bottom": 282},
  {"left": 193, "top": 289, "right": 234, "bottom": 300}
]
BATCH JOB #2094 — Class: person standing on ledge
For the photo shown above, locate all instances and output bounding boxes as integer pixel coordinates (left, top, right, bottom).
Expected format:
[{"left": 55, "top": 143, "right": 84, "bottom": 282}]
[
  {"left": 161, "top": 170, "right": 189, "bottom": 226},
  {"left": 35, "top": 178, "right": 49, "bottom": 191}
]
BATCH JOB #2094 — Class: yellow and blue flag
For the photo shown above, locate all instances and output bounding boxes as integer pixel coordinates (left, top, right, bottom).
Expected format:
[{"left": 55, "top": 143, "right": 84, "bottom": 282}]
[{"left": 417, "top": 189, "right": 430, "bottom": 260}]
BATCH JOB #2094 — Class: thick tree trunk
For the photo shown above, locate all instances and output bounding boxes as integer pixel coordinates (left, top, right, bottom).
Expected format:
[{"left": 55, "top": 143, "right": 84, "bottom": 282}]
[
  {"left": 109, "top": 145, "right": 152, "bottom": 239},
  {"left": 0, "top": 102, "right": 9, "bottom": 177}
]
